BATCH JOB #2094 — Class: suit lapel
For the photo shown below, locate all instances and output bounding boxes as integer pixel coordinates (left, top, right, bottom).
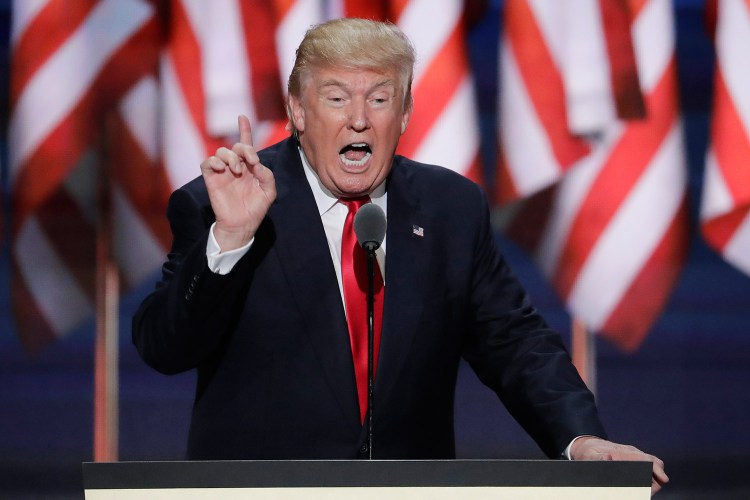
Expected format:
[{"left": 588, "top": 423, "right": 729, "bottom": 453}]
[
  {"left": 375, "top": 158, "right": 433, "bottom": 416},
  {"left": 267, "top": 139, "right": 361, "bottom": 434}
]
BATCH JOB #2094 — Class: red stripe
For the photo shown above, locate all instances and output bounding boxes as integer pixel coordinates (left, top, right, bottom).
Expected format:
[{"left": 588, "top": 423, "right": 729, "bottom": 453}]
[
  {"left": 705, "top": 0, "right": 718, "bottom": 40},
  {"left": 388, "top": 0, "right": 409, "bottom": 19},
  {"left": 599, "top": 0, "right": 645, "bottom": 119},
  {"left": 259, "top": 120, "right": 293, "bottom": 149},
  {"left": 702, "top": 205, "right": 750, "bottom": 251},
  {"left": 709, "top": 72, "right": 750, "bottom": 205},
  {"left": 237, "top": 0, "right": 286, "bottom": 121},
  {"left": 552, "top": 58, "right": 679, "bottom": 298},
  {"left": 35, "top": 187, "right": 98, "bottom": 299},
  {"left": 600, "top": 197, "right": 689, "bottom": 351},
  {"left": 628, "top": 0, "right": 648, "bottom": 18},
  {"left": 108, "top": 113, "right": 173, "bottom": 251},
  {"left": 505, "top": 186, "right": 556, "bottom": 252},
  {"left": 272, "top": 0, "right": 295, "bottom": 18},
  {"left": 10, "top": 0, "right": 98, "bottom": 108},
  {"left": 463, "top": 152, "right": 485, "bottom": 188},
  {"left": 11, "top": 18, "right": 160, "bottom": 233},
  {"left": 346, "top": 0, "right": 388, "bottom": 20},
  {"left": 11, "top": 263, "right": 59, "bottom": 355},
  {"left": 396, "top": 22, "right": 466, "bottom": 158},
  {"left": 167, "top": 1, "right": 223, "bottom": 153},
  {"left": 505, "top": 0, "right": 590, "bottom": 169},
  {"left": 495, "top": 149, "right": 521, "bottom": 204}
]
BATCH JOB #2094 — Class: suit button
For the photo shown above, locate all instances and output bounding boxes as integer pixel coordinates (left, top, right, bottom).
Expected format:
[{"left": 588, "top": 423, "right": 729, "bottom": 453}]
[{"left": 359, "top": 443, "right": 369, "bottom": 454}]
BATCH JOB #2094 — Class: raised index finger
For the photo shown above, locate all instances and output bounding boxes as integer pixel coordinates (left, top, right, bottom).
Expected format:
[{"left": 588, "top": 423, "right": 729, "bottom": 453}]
[{"left": 238, "top": 114, "right": 254, "bottom": 146}]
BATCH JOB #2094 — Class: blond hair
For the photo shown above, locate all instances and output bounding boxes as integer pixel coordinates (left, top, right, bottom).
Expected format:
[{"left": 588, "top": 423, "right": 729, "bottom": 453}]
[{"left": 287, "top": 18, "right": 415, "bottom": 109}]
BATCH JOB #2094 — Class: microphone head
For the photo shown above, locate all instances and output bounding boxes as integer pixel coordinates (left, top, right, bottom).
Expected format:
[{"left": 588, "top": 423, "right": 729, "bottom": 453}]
[{"left": 353, "top": 203, "right": 387, "bottom": 251}]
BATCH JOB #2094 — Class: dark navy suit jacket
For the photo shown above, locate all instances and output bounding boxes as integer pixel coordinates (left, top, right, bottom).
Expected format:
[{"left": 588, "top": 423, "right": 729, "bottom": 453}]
[{"left": 132, "top": 136, "right": 606, "bottom": 460}]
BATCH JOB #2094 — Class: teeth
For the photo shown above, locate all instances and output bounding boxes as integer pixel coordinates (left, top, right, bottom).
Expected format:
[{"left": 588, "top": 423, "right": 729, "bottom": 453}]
[
  {"left": 351, "top": 143, "right": 367, "bottom": 147},
  {"left": 340, "top": 151, "right": 371, "bottom": 167}
]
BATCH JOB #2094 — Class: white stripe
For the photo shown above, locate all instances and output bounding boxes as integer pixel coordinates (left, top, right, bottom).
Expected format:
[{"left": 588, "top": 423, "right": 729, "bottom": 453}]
[
  {"left": 700, "top": 150, "right": 734, "bottom": 220},
  {"left": 10, "top": 0, "right": 49, "bottom": 45},
  {"left": 202, "top": 0, "right": 257, "bottom": 136},
  {"left": 499, "top": 42, "right": 564, "bottom": 197},
  {"left": 527, "top": 0, "right": 565, "bottom": 69},
  {"left": 161, "top": 55, "right": 208, "bottom": 189},
  {"left": 412, "top": 77, "right": 478, "bottom": 175},
  {"left": 14, "top": 216, "right": 93, "bottom": 336},
  {"left": 568, "top": 124, "right": 685, "bottom": 330},
  {"left": 112, "top": 186, "right": 167, "bottom": 287},
  {"left": 120, "top": 76, "right": 159, "bottom": 162},
  {"left": 562, "top": 0, "right": 616, "bottom": 135},
  {"left": 535, "top": 125, "right": 624, "bottom": 277},
  {"left": 397, "top": 0, "right": 461, "bottom": 86},
  {"left": 722, "top": 210, "right": 750, "bottom": 276},
  {"left": 325, "top": 0, "right": 344, "bottom": 19},
  {"left": 632, "top": 0, "right": 674, "bottom": 93},
  {"left": 277, "top": 0, "right": 323, "bottom": 94},
  {"left": 8, "top": 0, "right": 153, "bottom": 181},
  {"left": 717, "top": 0, "right": 750, "bottom": 142}
]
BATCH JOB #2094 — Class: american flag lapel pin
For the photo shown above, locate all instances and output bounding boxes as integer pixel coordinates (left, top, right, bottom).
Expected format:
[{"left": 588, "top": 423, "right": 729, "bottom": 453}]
[{"left": 412, "top": 225, "right": 424, "bottom": 238}]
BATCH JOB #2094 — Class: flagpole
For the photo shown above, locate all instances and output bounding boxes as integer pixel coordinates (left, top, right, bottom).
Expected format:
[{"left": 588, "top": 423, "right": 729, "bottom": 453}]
[
  {"left": 94, "top": 114, "right": 120, "bottom": 462},
  {"left": 571, "top": 317, "right": 597, "bottom": 397}
]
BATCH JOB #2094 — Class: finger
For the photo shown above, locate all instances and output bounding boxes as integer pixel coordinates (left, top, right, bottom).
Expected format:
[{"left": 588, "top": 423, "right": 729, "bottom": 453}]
[
  {"left": 201, "top": 155, "right": 231, "bottom": 174},
  {"left": 651, "top": 479, "right": 661, "bottom": 495},
  {"left": 238, "top": 114, "right": 254, "bottom": 146},
  {"left": 232, "top": 142, "right": 260, "bottom": 168},
  {"left": 251, "top": 162, "right": 277, "bottom": 199},
  {"left": 652, "top": 460, "right": 669, "bottom": 486},
  {"left": 214, "top": 147, "right": 244, "bottom": 174}
]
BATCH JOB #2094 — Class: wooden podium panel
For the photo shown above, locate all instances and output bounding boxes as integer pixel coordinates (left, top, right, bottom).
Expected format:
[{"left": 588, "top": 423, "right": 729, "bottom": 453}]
[{"left": 83, "top": 459, "right": 652, "bottom": 499}]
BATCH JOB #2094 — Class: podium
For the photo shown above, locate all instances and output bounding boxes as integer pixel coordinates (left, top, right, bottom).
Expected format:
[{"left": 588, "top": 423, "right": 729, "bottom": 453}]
[{"left": 83, "top": 459, "right": 651, "bottom": 499}]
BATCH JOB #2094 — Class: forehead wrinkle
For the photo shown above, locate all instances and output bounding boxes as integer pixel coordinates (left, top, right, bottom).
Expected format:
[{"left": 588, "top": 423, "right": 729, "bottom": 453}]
[{"left": 316, "top": 76, "right": 398, "bottom": 94}]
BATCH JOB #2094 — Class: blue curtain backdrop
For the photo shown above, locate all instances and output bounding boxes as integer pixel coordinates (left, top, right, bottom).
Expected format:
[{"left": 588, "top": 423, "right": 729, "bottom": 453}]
[{"left": 1, "top": 1, "right": 749, "bottom": 498}]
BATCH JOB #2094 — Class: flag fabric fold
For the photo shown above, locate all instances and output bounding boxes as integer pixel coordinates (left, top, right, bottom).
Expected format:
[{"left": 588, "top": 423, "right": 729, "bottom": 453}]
[
  {"left": 498, "top": 0, "right": 690, "bottom": 351},
  {"left": 700, "top": 0, "right": 750, "bottom": 277}
]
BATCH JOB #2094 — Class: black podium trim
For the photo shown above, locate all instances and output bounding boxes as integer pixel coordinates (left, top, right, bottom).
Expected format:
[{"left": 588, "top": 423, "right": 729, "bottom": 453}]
[{"left": 83, "top": 460, "right": 651, "bottom": 490}]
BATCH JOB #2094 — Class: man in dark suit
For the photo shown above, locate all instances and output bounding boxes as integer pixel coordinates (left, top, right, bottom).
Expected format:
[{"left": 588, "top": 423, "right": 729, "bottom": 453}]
[{"left": 132, "top": 18, "right": 667, "bottom": 494}]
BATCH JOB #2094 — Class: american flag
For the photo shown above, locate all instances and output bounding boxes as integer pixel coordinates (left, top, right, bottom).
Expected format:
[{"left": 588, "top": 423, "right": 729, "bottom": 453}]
[
  {"left": 701, "top": 0, "right": 750, "bottom": 277},
  {"left": 9, "top": 0, "right": 161, "bottom": 353},
  {"left": 497, "top": 0, "right": 690, "bottom": 351},
  {"left": 7, "top": 0, "right": 309, "bottom": 353}
]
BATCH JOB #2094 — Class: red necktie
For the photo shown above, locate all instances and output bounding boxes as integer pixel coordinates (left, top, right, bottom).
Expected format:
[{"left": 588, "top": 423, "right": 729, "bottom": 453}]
[{"left": 341, "top": 197, "right": 384, "bottom": 425}]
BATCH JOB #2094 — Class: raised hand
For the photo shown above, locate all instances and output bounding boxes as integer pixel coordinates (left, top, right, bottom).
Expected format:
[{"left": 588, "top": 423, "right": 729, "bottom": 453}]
[
  {"left": 570, "top": 437, "right": 669, "bottom": 496},
  {"left": 200, "top": 115, "right": 277, "bottom": 251}
]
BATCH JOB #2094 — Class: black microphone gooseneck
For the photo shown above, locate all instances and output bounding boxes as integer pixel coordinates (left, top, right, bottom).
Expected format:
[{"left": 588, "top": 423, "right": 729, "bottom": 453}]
[{"left": 353, "top": 203, "right": 386, "bottom": 460}]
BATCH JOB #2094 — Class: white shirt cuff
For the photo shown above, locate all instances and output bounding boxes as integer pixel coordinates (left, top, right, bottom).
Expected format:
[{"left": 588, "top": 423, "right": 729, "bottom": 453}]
[{"left": 206, "top": 222, "right": 253, "bottom": 275}]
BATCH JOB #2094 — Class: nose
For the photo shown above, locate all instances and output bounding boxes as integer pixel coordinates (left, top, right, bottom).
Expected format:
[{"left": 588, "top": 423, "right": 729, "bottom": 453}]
[{"left": 348, "top": 99, "right": 369, "bottom": 132}]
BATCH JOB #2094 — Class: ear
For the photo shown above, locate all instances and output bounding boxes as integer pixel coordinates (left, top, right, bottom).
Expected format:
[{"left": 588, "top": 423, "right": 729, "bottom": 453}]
[
  {"left": 288, "top": 94, "right": 305, "bottom": 132},
  {"left": 400, "top": 100, "right": 412, "bottom": 135}
]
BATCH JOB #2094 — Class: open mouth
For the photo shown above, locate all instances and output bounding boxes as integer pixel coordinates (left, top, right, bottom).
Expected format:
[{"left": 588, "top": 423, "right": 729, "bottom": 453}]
[{"left": 339, "top": 143, "right": 372, "bottom": 167}]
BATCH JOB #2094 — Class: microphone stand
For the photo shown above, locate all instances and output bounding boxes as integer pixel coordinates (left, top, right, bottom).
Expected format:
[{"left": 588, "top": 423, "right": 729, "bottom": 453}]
[{"left": 365, "top": 243, "right": 377, "bottom": 460}]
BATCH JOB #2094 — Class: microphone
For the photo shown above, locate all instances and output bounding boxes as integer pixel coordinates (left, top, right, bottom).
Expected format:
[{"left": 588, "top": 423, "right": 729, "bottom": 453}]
[
  {"left": 353, "top": 202, "right": 386, "bottom": 459},
  {"left": 353, "top": 203, "right": 386, "bottom": 252}
]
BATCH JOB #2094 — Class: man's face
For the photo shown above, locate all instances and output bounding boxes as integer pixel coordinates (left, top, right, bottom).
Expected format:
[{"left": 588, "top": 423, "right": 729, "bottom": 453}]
[{"left": 289, "top": 65, "right": 411, "bottom": 198}]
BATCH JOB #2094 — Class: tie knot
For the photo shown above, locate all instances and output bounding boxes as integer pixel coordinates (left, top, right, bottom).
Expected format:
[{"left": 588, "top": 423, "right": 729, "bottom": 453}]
[{"left": 341, "top": 196, "right": 370, "bottom": 213}]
